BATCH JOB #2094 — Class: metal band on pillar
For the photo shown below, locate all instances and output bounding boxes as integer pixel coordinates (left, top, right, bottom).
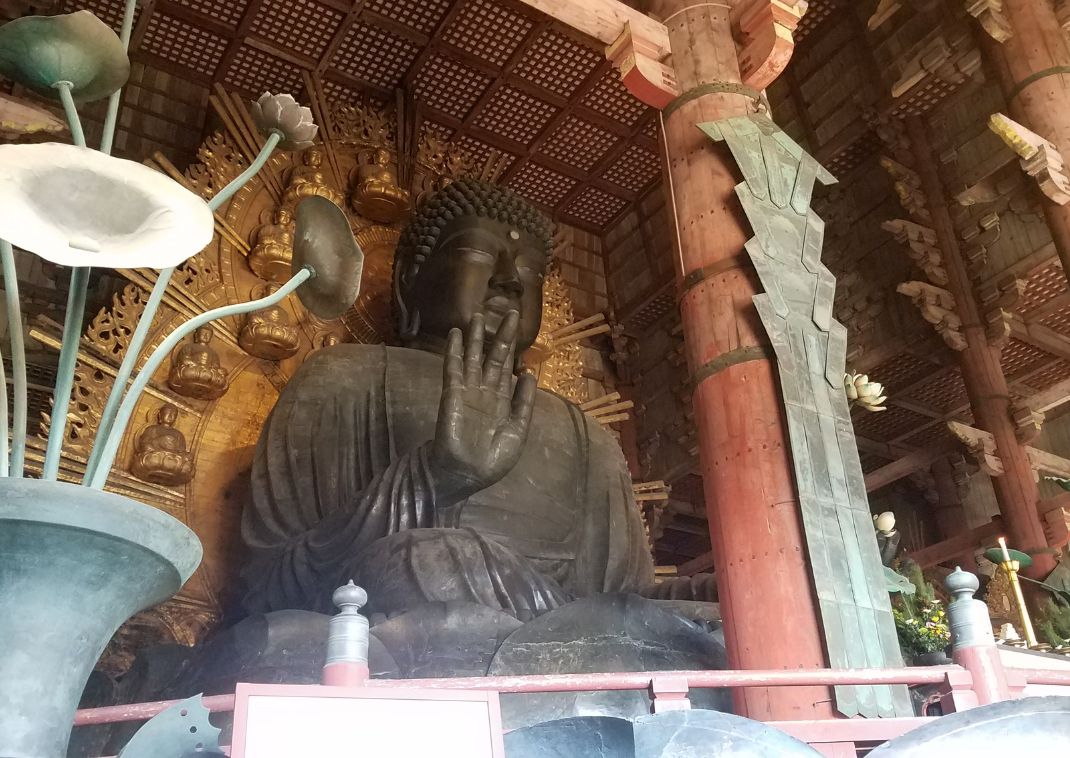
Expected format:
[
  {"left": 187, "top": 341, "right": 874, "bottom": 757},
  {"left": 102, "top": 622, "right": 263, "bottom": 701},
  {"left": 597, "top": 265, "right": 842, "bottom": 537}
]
[
  {"left": 663, "top": 82, "right": 762, "bottom": 120},
  {"left": 691, "top": 345, "right": 776, "bottom": 388},
  {"left": 322, "top": 581, "right": 370, "bottom": 687},
  {"left": 1007, "top": 66, "right": 1070, "bottom": 103}
]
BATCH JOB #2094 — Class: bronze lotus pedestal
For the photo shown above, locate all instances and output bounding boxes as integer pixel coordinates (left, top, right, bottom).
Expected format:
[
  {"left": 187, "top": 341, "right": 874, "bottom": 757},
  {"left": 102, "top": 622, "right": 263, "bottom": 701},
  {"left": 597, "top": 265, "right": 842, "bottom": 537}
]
[{"left": 0, "top": 479, "right": 201, "bottom": 758}]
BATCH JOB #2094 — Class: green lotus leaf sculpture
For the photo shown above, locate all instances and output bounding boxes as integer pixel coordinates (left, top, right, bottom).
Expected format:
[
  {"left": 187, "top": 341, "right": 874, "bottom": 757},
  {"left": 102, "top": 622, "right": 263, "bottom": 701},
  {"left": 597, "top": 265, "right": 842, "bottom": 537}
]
[
  {"left": 984, "top": 546, "right": 1034, "bottom": 568},
  {"left": 0, "top": 10, "right": 131, "bottom": 103}
]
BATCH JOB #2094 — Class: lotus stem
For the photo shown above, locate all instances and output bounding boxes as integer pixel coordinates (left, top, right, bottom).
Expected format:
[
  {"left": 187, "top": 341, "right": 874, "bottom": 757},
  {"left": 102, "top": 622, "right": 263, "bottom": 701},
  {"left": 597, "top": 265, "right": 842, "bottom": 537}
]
[
  {"left": 0, "top": 345, "right": 8, "bottom": 478},
  {"left": 1, "top": 240, "right": 27, "bottom": 477},
  {"left": 82, "top": 132, "right": 283, "bottom": 484},
  {"left": 209, "top": 130, "right": 282, "bottom": 210},
  {"left": 81, "top": 266, "right": 174, "bottom": 484},
  {"left": 42, "top": 266, "right": 90, "bottom": 480},
  {"left": 100, "top": 0, "right": 139, "bottom": 155},
  {"left": 54, "top": 82, "right": 85, "bottom": 148},
  {"left": 88, "top": 266, "right": 313, "bottom": 489}
]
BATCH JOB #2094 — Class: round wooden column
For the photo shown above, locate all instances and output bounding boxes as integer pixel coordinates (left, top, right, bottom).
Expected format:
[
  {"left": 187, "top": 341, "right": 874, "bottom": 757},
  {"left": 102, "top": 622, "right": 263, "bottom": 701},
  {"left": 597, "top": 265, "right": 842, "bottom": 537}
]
[
  {"left": 982, "top": 0, "right": 1070, "bottom": 283},
  {"left": 906, "top": 117, "right": 1054, "bottom": 580},
  {"left": 651, "top": 1, "right": 832, "bottom": 720}
]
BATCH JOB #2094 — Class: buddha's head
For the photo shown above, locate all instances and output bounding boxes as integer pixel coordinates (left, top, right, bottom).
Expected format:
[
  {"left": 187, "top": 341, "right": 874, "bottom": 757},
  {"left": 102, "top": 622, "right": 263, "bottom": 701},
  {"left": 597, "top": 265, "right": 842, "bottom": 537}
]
[
  {"left": 393, "top": 179, "right": 552, "bottom": 353},
  {"left": 305, "top": 147, "right": 323, "bottom": 167},
  {"left": 158, "top": 403, "right": 178, "bottom": 426},
  {"left": 274, "top": 208, "right": 292, "bottom": 226},
  {"left": 194, "top": 326, "right": 214, "bottom": 345},
  {"left": 373, "top": 148, "right": 391, "bottom": 167}
]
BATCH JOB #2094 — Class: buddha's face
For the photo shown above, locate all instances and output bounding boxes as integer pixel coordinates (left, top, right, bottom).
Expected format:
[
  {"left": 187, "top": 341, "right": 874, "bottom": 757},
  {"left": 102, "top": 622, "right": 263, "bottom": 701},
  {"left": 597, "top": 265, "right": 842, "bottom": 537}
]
[
  {"left": 403, "top": 215, "right": 545, "bottom": 351},
  {"left": 159, "top": 404, "right": 178, "bottom": 426},
  {"left": 306, "top": 148, "right": 322, "bottom": 167}
]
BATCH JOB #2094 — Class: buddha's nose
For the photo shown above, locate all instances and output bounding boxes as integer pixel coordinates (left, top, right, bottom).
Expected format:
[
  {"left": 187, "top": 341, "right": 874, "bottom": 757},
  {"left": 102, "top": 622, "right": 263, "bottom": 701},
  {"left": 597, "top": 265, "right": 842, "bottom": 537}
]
[{"left": 489, "top": 256, "right": 523, "bottom": 296}]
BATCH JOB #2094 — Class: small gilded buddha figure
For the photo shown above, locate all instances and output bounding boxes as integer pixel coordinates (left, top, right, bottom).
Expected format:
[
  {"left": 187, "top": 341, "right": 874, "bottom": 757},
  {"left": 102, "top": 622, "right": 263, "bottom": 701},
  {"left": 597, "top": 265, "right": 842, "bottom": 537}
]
[
  {"left": 248, "top": 208, "right": 295, "bottom": 282},
  {"left": 238, "top": 283, "right": 300, "bottom": 361},
  {"left": 281, "top": 146, "right": 343, "bottom": 209},
  {"left": 130, "top": 404, "right": 195, "bottom": 487},
  {"left": 167, "top": 326, "right": 229, "bottom": 401},
  {"left": 350, "top": 148, "right": 410, "bottom": 223}
]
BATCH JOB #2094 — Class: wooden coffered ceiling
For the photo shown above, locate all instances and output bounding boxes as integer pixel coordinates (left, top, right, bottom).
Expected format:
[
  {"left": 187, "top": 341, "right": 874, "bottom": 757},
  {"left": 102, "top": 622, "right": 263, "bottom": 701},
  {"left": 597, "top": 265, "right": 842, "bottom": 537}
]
[{"left": 55, "top": 0, "right": 661, "bottom": 232}]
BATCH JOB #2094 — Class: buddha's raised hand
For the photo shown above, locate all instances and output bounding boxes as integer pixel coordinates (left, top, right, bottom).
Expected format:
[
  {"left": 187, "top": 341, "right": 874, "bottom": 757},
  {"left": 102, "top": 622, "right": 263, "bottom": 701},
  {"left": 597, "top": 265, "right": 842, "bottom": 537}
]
[{"left": 429, "top": 310, "right": 537, "bottom": 505}]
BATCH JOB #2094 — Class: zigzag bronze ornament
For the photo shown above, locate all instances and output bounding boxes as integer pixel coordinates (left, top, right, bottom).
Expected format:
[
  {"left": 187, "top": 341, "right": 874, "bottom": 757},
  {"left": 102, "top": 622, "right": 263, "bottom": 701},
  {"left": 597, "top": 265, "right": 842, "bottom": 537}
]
[{"left": 698, "top": 114, "right": 914, "bottom": 719}]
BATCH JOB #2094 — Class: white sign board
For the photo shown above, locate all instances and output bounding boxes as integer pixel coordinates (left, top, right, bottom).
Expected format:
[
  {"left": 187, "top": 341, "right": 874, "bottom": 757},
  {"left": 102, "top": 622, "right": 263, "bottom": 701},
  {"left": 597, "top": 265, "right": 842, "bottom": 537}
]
[{"left": 231, "top": 683, "right": 505, "bottom": 758}]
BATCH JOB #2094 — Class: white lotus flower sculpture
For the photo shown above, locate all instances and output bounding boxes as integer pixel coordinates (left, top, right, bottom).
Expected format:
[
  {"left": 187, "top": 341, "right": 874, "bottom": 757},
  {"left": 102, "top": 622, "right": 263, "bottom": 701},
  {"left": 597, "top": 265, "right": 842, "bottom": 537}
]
[
  {"left": 845, "top": 372, "right": 887, "bottom": 413},
  {"left": 250, "top": 92, "right": 318, "bottom": 151},
  {"left": 0, "top": 143, "right": 214, "bottom": 268}
]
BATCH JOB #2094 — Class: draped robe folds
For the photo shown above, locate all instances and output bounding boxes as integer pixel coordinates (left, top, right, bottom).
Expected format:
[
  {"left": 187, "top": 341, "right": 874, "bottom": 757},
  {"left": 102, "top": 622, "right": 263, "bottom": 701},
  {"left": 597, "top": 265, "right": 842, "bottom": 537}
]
[{"left": 242, "top": 344, "right": 654, "bottom": 614}]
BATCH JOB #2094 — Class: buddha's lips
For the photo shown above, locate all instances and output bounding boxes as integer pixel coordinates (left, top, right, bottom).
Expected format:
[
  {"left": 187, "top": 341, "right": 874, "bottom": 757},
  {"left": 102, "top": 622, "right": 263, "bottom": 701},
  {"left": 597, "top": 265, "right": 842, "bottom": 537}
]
[{"left": 482, "top": 294, "right": 519, "bottom": 316}]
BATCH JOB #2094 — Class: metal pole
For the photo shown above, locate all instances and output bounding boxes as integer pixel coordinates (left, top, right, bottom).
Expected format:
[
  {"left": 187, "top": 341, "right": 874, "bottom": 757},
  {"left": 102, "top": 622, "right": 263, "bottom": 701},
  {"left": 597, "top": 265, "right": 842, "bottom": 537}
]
[
  {"left": 1, "top": 240, "right": 27, "bottom": 476},
  {"left": 87, "top": 266, "right": 312, "bottom": 488},
  {"left": 54, "top": 82, "right": 85, "bottom": 148},
  {"left": 82, "top": 131, "right": 282, "bottom": 484},
  {"left": 99, "top": 0, "right": 138, "bottom": 156}
]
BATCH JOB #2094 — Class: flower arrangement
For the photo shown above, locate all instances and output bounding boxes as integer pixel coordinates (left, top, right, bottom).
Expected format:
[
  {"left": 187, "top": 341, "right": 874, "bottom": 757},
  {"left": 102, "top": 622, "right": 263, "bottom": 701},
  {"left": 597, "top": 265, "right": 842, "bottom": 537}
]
[{"left": 893, "top": 602, "right": 951, "bottom": 657}]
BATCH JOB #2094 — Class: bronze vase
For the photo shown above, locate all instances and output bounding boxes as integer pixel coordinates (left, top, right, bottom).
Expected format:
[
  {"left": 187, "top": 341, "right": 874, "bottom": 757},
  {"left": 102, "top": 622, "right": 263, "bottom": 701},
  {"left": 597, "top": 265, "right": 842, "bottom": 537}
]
[{"left": 0, "top": 479, "right": 201, "bottom": 758}]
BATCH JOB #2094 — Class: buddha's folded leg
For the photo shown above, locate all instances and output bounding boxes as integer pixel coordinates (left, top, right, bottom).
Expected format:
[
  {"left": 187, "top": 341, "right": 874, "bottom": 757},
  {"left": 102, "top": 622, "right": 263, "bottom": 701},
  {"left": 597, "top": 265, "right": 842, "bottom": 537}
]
[{"left": 347, "top": 528, "right": 571, "bottom": 622}]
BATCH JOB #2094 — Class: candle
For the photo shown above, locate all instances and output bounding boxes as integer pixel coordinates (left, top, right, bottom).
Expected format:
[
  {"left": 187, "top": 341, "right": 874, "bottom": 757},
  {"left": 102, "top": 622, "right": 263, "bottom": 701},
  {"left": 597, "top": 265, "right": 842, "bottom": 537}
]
[{"left": 998, "top": 536, "right": 1012, "bottom": 563}]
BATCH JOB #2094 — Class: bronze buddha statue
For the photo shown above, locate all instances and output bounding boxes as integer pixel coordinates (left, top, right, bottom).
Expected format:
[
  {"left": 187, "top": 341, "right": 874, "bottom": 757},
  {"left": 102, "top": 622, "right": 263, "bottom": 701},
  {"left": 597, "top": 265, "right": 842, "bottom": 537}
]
[
  {"left": 242, "top": 179, "right": 654, "bottom": 618},
  {"left": 167, "top": 326, "right": 229, "bottom": 400},
  {"left": 248, "top": 207, "right": 295, "bottom": 282},
  {"left": 350, "top": 148, "right": 411, "bottom": 223},
  {"left": 130, "top": 403, "right": 195, "bottom": 486},
  {"left": 281, "top": 146, "right": 343, "bottom": 209},
  {"left": 238, "top": 283, "right": 301, "bottom": 361}
]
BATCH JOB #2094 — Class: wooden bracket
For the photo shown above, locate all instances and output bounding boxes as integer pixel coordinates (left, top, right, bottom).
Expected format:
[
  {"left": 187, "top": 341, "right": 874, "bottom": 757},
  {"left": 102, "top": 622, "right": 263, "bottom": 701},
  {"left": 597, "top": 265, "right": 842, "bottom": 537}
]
[
  {"left": 957, "top": 212, "right": 1001, "bottom": 281},
  {"left": 897, "top": 281, "right": 967, "bottom": 351},
  {"left": 882, "top": 219, "right": 948, "bottom": 285},
  {"left": 892, "top": 35, "right": 982, "bottom": 100},
  {"left": 880, "top": 157, "right": 932, "bottom": 223},
  {"left": 990, "top": 113, "right": 1070, "bottom": 205},
  {"left": 606, "top": 21, "right": 680, "bottom": 110},
  {"left": 731, "top": 0, "right": 807, "bottom": 92},
  {"left": 868, "top": 0, "right": 903, "bottom": 30},
  {"left": 978, "top": 274, "right": 1025, "bottom": 347},
  {"left": 1011, "top": 404, "right": 1045, "bottom": 445},
  {"left": 947, "top": 420, "right": 1004, "bottom": 476},
  {"left": 965, "top": 0, "right": 1013, "bottom": 42}
]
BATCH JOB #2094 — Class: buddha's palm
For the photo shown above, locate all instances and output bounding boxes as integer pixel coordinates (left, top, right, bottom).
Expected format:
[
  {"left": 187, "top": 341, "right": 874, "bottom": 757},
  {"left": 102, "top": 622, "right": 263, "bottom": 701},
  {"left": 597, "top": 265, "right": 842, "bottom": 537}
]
[{"left": 430, "top": 311, "right": 537, "bottom": 505}]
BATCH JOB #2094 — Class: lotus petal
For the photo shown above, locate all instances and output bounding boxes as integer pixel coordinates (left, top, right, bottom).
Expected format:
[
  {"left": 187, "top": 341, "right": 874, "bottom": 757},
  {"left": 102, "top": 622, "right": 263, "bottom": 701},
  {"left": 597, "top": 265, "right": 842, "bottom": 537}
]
[
  {"left": 0, "top": 11, "right": 130, "bottom": 104},
  {"left": 0, "top": 143, "right": 213, "bottom": 268},
  {"left": 251, "top": 92, "right": 318, "bottom": 151}
]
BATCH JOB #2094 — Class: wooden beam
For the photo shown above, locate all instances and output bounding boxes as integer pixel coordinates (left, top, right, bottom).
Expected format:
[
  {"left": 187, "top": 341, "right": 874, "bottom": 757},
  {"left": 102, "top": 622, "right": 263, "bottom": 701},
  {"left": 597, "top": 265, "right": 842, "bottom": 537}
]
[
  {"left": 947, "top": 420, "right": 1070, "bottom": 479},
  {"left": 1026, "top": 375, "right": 1070, "bottom": 414},
  {"left": 908, "top": 518, "right": 1004, "bottom": 569},
  {"left": 513, "top": 0, "right": 671, "bottom": 60},
  {"left": 864, "top": 439, "right": 956, "bottom": 492},
  {"left": 678, "top": 550, "right": 714, "bottom": 576}
]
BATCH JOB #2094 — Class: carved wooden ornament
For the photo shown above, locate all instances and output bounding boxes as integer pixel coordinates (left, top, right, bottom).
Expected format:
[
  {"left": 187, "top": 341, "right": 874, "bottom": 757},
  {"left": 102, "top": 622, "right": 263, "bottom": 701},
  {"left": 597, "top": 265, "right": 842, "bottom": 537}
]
[{"left": 990, "top": 113, "right": 1070, "bottom": 205}]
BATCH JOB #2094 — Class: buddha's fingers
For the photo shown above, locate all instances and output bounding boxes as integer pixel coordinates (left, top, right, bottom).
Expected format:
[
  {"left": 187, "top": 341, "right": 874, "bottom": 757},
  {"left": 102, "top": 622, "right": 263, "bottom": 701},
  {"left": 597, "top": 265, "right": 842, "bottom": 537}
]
[
  {"left": 463, "top": 313, "right": 485, "bottom": 386},
  {"left": 483, "top": 310, "right": 518, "bottom": 391},
  {"left": 509, "top": 371, "right": 537, "bottom": 431}
]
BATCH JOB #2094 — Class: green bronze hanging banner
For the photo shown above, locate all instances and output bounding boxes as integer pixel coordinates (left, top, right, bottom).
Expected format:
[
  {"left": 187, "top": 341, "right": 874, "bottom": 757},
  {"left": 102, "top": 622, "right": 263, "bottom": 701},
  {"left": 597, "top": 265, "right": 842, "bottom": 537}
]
[{"left": 697, "top": 114, "right": 914, "bottom": 720}]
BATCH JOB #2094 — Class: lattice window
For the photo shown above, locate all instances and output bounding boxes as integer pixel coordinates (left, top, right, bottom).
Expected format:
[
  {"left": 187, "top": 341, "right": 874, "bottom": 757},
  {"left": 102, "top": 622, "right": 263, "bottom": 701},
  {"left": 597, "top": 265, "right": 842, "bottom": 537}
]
[
  {"left": 1042, "top": 303, "right": 1070, "bottom": 335},
  {"left": 900, "top": 367, "right": 969, "bottom": 413},
  {"left": 514, "top": 29, "right": 602, "bottom": 98},
  {"left": 412, "top": 55, "right": 493, "bottom": 121},
  {"left": 794, "top": 0, "right": 834, "bottom": 44},
  {"left": 1021, "top": 261, "right": 1068, "bottom": 316},
  {"left": 224, "top": 45, "right": 304, "bottom": 96},
  {"left": 901, "top": 422, "right": 949, "bottom": 450},
  {"left": 865, "top": 352, "right": 934, "bottom": 395},
  {"left": 1022, "top": 360, "right": 1070, "bottom": 391},
  {"left": 540, "top": 116, "right": 618, "bottom": 172},
  {"left": 169, "top": 0, "right": 250, "bottom": 28},
  {"left": 565, "top": 186, "right": 629, "bottom": 227},
  {"left": 453, "top": 134, "right": 517, "bottom": 174},
  {"left": 853, "top": 405, "right": 933, "bottom": 442},
  {"left": 603, "top": 143, "right": 661, "bottom": 193},
  {"left": 891, "top": 78, "right": 961, "bottom": 119},
  {"left": 424, "top": 121, "right": 455, "bottom": 142},
  {"left": 508, "top": 161, "right": 577, "bottom": 209},
  {"left": 474, "top": 85, "right": 558, "bottom": 145},
  {"left": 1001, "top": 338, "right": 1054, "bottom": 378},
  {"left": 628, "top": 290, "right": 676, "bottom": 332},
  {"left": 442, "top": 0, "right": 535, "bottom": 67},
  {"left": 367, "top": 0, "right": 452, "bottom": 34},
  {"left": 62, "top": 0, "right": 143, "bottom": 32},
  {"left": 141, "top": 13, "right": 228, "bottom": 78},
  {"left": 252, "top": 0, "right": 344, "bottom": 60},
  {"left": 330, "top": 21, "right": 420, "bottom": 90},
  {"left": 582, "top": 69, "right": 648, "bottom": 128}
]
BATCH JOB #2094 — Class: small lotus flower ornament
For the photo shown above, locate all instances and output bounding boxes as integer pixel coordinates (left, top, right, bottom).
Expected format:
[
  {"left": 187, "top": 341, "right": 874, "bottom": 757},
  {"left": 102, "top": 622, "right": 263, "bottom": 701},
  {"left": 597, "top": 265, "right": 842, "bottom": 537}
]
[
  {"left": 250, "top": 92, "right": 318, "bottom": 151},
  {"left": 845, "top": 372, "right": 887, "bottom": 413}
]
